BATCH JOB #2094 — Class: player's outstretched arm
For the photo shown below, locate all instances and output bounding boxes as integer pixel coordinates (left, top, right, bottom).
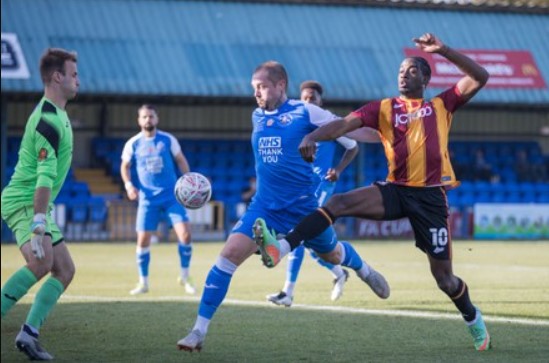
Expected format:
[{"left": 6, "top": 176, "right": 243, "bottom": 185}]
[
  {"left": 413, "top": 32, "right": 489, "bottom": 100},
  {"left": 299, "top": 115, "right": 363, "bottom": 162}
]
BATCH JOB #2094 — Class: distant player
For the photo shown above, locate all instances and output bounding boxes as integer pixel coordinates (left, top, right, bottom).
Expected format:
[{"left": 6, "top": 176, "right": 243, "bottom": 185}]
[
  {"left": 256, "top": 33, "right": 492, "bottom": 351},
  {"left": 177, "top": 61, "right": 389, "bottom": 352},
  {"left": 267, "top": 80, "right": 375, "bottom": 306},
  {"left": 1, "top": 48, "right": 79, "bottom": 361},
  {"left": 121, "top": 104, "right": 196, "bottom": 295}
]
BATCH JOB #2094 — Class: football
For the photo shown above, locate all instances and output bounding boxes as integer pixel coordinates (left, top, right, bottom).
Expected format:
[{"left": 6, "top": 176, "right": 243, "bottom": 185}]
[{"left": 174, "top": 172, "right": 212, "bottom": 209}]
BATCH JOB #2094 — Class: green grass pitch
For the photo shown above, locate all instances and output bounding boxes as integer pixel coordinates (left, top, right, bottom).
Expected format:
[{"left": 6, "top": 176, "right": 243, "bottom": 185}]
[{"left": 2, "top": 240, "right": 548, "bottom": 362}]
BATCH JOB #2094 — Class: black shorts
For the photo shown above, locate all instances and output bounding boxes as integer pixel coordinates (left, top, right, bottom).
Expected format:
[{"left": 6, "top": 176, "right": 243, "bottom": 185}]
[{"left": 375, "top": 182, "right": 451, "bottom": 260}]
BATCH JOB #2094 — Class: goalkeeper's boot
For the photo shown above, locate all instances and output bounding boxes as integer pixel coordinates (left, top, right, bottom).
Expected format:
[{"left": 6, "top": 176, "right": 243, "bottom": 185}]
[
  {"left": 178, "top": 276, "right": 196, "bottom": 295},
  {"left": 468, "top": 309, "right": 491, "bottom": 351},
  {"left": 266, "top": 291, "right": 293, "bottom": 307},
  {"left": 360, "top": 266, "right": 390, "bottom": 299},
  {"left": 331, "top": 269, "right": 350, "bottom": 301},
  {"left": 15, "top": 324, "right": 53, "bottom": 361},
  {"left": 177, "top": 329, "right": 205, "bottom": 352},
  {"left": 253, "top": 218, "right": 281, "bottom": 268},
  {"left": 129, "top": 283, "right": 149, "bottom": 295}
]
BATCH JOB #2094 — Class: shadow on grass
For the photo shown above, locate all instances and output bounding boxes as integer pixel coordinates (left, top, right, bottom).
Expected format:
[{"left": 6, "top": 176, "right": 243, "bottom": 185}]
[{"left": 2, "top": 301, "right": 548, "bottom": 363}]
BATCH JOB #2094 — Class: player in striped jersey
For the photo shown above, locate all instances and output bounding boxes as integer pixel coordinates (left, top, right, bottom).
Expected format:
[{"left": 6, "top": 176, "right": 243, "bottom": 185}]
[
  {"left": 1, "top": 48, "right": 79, "bottom": 361},
  {"left": 256, "top": 33, "right": 492, "bottom": 351}
]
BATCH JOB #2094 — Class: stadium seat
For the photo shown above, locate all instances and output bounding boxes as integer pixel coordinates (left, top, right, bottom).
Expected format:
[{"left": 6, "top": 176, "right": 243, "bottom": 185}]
[
  {"left": 72, "top": 181, "right": 90, "bottom": 198},
  {"left": 71, "top": 195, "right": 89, "bottom": 223},
  {"left": 89, "top": 196, "right": 108, "bottom": 223}
]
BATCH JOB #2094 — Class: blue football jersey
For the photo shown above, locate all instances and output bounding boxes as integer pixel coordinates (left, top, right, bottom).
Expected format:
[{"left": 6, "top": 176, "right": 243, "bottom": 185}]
[
  {"left": 251, "top": 100, "right": 338, "bottom": 211},
  {"left": 314, "top": 141, "right": 337, "bottom": 181},
  {"left": 121, "top": 130, "right": 181, "bottom": 204}
]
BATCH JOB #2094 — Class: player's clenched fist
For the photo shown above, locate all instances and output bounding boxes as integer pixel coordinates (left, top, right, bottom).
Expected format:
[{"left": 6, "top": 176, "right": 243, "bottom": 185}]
[{"left": 412, "top": 33, "right": 447, "bottom": 55}]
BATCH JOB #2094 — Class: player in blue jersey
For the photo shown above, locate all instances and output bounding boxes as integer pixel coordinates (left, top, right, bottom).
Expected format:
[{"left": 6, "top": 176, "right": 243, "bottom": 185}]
[
  {"left": 267, "top": 80, "right": 362, "bottom": 306},
  {"left": 121, "top": 104, "right": 196, "bottom": 295},
  {"left": 177, "top": 61, "right": 389, "bottom": 352}
]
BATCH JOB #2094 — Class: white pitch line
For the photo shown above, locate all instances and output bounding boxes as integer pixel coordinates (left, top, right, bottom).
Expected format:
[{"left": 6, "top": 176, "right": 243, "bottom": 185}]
[{"left": 55, "top": 294, "right": 549, "bottom": 327}]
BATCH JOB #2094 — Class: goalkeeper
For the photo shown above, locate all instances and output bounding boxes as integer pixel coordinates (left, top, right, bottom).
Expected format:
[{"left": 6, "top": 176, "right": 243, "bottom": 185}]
[{"left": 1, "top": 48, "right": 79, "bottom": 361}]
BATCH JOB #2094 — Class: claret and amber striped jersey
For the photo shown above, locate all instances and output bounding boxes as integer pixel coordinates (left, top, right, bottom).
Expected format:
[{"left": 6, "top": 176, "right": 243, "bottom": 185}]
[{"left": 351, "top": 85, "right": 467, "bottom": 188}]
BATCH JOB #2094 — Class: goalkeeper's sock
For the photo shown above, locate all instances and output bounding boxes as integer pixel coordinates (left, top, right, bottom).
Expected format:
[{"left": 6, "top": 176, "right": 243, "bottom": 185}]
[
  {"left": 136, "top": 247, "right": 151, "bottom": 285},
  {"left": 26, "top": 277, "right": 64, "bottom": 330},
  {"left": 196, "top": 256, "right": 236, "bottom": 332},
  {"left": 287, "top": 245, "right": 305, "bottom": 283},
  {"left": 1, "top": 267, "right": 38, "bottom": 317}
]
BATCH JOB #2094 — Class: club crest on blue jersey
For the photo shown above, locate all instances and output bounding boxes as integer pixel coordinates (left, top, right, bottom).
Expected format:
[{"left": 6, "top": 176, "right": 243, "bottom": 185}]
[{"left": 279, "top": 114, "right": 293, "bottom": 127}]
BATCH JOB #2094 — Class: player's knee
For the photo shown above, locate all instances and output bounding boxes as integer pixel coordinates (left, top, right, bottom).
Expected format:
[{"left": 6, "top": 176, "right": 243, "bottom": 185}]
[
  {"left": 325, "top": 194, "right": 344, "bottom": 216},
  {"left": 318, "top": 250, "right": 341, "bottom": 265},
  {"left": 53, "top": 263, "right": 76, "bottom": 288},
  {"left": 27, "top": 260, "right": 53, "bottom": 280},
  {"left": 434, "top": 274, "right": 456, "bottom": 294}
]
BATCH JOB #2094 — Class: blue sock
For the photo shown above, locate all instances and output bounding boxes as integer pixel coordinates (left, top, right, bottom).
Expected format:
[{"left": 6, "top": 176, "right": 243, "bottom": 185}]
[
  {"left": 340, "top": 241, "right": 363, "bottom": 270},
  {"left": 309, "top": 249, "right": 334, "bottom": 269},
  {"left": 198, "top": 264, "right": 233, "bottom": 319},
  {"left": 178, "top": 243, "right": 192, "bottom": 268},
  {"left": 287, "top": 245, "right": 305, "bottom": 282},
  {"left": 136, "top": 248, "right": 151, "bottom": 280}
]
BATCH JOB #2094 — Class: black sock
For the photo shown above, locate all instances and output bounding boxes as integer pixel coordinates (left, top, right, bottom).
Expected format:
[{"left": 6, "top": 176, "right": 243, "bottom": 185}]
[
  {"left": 285, "top": 207, "right": 336, "bottom": 250},
  {"left": 449, "top": 278, "right": 477, "bottom": 322}
]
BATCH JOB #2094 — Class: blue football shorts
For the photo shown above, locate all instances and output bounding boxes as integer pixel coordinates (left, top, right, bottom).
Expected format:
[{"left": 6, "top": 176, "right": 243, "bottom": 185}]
[
  {"left": 136, "top": 198, "right": 189, "bottom": 232},
  {"left": 231, "top": 202, "right": 338, "bottom": 254}
]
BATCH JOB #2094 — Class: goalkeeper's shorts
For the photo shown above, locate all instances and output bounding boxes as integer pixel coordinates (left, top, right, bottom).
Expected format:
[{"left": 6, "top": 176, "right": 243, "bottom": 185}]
[{"left": 2, "top": 205, "right": 63, "bottom": 247}]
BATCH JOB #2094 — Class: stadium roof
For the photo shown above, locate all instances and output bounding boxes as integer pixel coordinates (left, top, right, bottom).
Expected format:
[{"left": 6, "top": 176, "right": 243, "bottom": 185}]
[
  {"left": 227, "top": 0, "right": 549, "bottom": 14},
  {"left": 2, "top": 0, "right": 548, "bottom": 106}
]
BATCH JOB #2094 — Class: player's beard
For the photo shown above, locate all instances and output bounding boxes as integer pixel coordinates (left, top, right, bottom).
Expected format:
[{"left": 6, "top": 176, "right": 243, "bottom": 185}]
[{"left": 144, "top": 124, "right": 156, "bottom": 132}]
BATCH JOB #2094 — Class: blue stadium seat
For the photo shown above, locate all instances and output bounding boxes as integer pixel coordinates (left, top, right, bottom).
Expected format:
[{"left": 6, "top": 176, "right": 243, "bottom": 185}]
[
  {"left": 8, "top": 137, "right": 22, "bottom": 153},
  {"left": 72, "top": 181, "right": 90, "bottom": 198},
  {"left": 91, "top": 137, "right": 112, "bottom": 161},
  {"left": 89, "top": 196, "right": 108, "bottom": 223},
  {"left": 489, "top": 190, "right": 503, "bottom": 203},
  {"left": 71, "top": 195, "right": 89, "bottom": 223}
]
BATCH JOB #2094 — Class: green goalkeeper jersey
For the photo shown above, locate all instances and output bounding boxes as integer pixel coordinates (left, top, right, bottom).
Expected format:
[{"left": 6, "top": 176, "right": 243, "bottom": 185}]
[{"left": 1, "top": 97, "right": 73, "bottom": 216}]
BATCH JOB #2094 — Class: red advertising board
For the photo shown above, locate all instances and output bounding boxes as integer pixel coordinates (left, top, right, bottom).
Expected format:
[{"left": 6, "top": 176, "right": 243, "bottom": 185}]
[{"left": 404, "top": 48, "right": 546, "bottom": 89}]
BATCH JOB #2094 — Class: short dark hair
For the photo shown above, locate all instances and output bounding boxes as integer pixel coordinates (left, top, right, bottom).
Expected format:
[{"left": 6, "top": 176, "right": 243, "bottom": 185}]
[
  {"left": 138, "top": 104, "right": 157, "bottom": 115},
  {"left": 253, "top": 61, "right": 288, "bottom": 91},
  {"left": 300, "top": 80, "right": 323, "bottom": 96},
  {"left": 411, "top": 57, "right": 431, "bottom": 84},
  {"left": 39, "top": 48, "right": 77, "bottom": 85}
]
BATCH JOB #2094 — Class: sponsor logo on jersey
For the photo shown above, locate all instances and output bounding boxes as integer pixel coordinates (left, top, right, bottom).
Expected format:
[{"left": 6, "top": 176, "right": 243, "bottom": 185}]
[
  {"left": 38, "top": 148, "right": 47, "bottom": 161},
  {"left": 258, "top": 136, "right": 283, "bottom": 163},
  {"left": 394, "top": 105, "right": 432, "bottom": 127},
  {"left": 266, "top": 119, "right": 274, "bottom": 127}
]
